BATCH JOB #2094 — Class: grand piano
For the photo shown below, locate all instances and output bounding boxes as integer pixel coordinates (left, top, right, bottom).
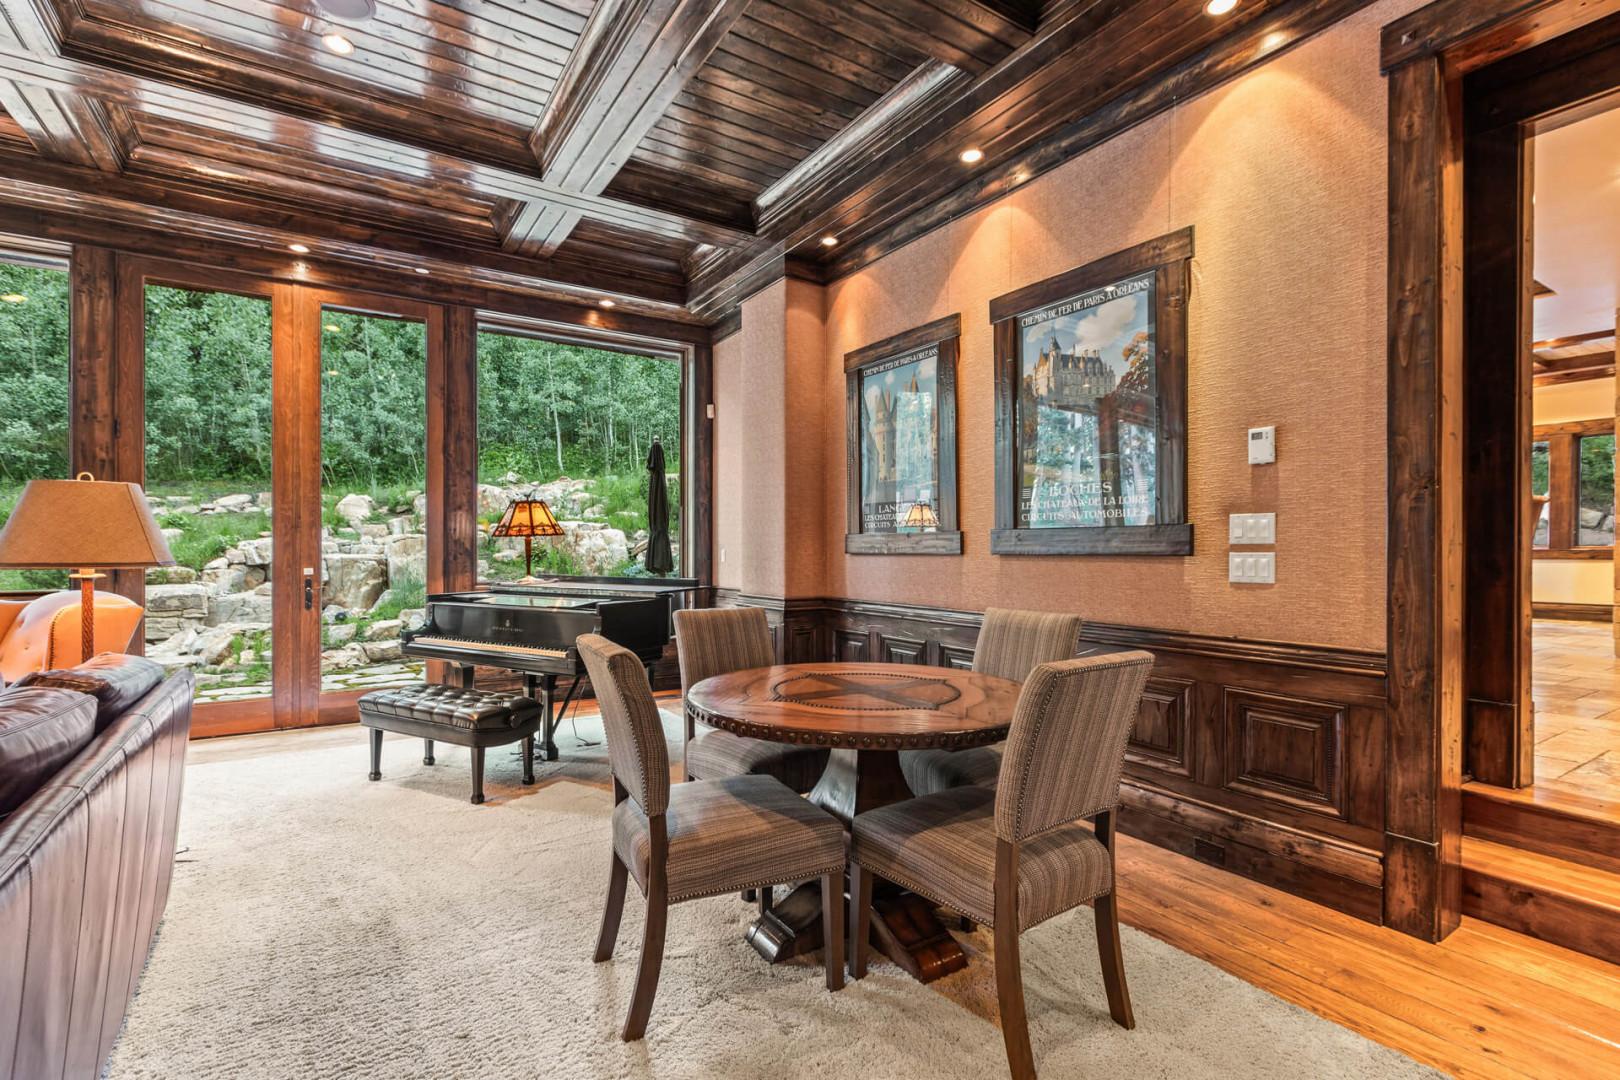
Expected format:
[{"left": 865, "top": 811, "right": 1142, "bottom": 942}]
[{"left": 401, "top": 577, "right": 703, "bottom": 761}]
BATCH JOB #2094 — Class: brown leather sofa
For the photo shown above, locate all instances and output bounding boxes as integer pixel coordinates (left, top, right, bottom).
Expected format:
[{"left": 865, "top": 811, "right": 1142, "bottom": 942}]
[{"left": 0, "top": 655, "right": 193, "bottom": 1080}]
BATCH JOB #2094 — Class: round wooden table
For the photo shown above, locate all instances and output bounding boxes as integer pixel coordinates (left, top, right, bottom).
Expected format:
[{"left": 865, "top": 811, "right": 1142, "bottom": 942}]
[{"left": 686, "top": 662, "right": 1021, "bottom": 982}]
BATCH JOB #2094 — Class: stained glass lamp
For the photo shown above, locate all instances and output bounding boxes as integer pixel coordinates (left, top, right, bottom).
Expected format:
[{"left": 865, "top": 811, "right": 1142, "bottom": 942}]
[
  {"left": 489, "top": 495, "right": 564, "bottom": 579},
  {"left": 0, "top": 473, "right": 174, "bottom": 662},
  {"left": 902, "top": 501, "right": 939, "bottom": 531}
]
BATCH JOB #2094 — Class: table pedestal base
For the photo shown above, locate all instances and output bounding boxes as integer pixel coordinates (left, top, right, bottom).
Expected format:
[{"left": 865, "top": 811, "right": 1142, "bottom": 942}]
[{"left": 742, "top": 747, "right": 970, "bottom": 983}]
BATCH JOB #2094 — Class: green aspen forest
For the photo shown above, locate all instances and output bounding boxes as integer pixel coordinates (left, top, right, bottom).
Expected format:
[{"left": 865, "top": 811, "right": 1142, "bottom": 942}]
[{"left": 0, "top": 261, "right": 682, "bottom": 591}]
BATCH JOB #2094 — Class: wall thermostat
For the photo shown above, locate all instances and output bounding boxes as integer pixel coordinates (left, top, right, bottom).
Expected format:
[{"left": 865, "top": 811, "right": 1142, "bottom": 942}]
[{"left": 1248, "top": 426, "right": 1276, "bottom": 465}]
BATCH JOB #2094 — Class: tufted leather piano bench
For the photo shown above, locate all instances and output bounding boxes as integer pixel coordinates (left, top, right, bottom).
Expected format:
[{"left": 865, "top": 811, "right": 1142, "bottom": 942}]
[{"left": 358, "top": 683, "right": 544, "bottom": 804}]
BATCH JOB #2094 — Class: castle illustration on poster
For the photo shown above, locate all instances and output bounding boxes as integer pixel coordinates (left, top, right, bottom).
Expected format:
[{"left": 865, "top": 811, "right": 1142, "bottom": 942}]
[
  {"left": 1016, "top": 271, "right": 1158, "bottom": 529},
  {"left": 859, "top": 345, "right": 939, "bottom": 533}
]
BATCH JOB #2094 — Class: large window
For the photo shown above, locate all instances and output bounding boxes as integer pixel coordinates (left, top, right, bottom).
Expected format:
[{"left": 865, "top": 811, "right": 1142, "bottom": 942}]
[
  {"left": 476, "top": 330, "right": 682, "bottom": 581},
  {"left": 1532, "top": 419, "right": 1615, "bottom": 557},
  {"left": 0, "top": 258, "right": 71, "bottom": 591}
]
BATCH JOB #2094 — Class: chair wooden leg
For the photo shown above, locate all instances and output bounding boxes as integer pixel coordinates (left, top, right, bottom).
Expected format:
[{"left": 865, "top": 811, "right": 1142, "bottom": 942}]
[
  {"left": 821, "top": 873, "right": 845, "bottom": 991},
  {"left": 848, "top": 860, "right": 873, "bottom": 980},
  {"left": 422, "top": 738, "right": 434, "bottom": 766},
  {"left": 1094, "top": 890, "right": 1134, "bottom": 1029},
  {"left": 995, "top": 839, "right": 1036, "bottom": 1080},
  {"left": 594, "top": 852, "right": 629, "bottom": 963},
  {"left": 758, "top": 885, "right": 774, "bottom": 917},
  {"left": 470, "top": 746, "right": 485, "bottom": 805},
  {"left": 622, "top": 885, "right": 668, "bottom": 1041},
  {"left": 368, "top": 728, "right": 382, "bottom": 781}
]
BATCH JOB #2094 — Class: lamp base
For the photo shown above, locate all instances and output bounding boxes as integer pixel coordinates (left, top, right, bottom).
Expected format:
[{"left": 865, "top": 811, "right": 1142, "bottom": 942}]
[{"left": 67, "top": 568, "right": 106, "bottom": 664}]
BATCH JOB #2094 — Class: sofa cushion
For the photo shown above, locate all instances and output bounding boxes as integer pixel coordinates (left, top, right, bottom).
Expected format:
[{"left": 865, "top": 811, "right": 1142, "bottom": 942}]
[
  {"left": 17, "top": 653, "right": 167, "bottom": 733},
  {"left": 0, "top": 686, "right": 97, "bottom": 815}
]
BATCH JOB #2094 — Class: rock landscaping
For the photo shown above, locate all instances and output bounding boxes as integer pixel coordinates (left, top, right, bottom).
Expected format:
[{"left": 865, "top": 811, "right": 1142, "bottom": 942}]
[{"left": 140, "top": 474, "right": 657, "bottom": 703}]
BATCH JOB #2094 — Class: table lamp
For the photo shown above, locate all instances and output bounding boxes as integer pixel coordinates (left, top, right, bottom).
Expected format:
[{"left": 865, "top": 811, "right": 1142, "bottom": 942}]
[
  {"left": 489, "top": 494, "right": 564, "bottom": 580},
  {"left": 902, "top": 500, "right": 939, "bottom": 531},
  {"left": 0, "top": 473, "right": 174, "bottom": 662}
]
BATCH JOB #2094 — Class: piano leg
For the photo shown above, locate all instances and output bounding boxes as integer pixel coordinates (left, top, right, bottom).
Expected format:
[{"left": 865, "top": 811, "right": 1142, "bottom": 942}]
[
  {"left": 527, "top": 673, "right": 561, "bottom": 762},
  {"left": 458, "top": 664, "right": 474, "bottom": 689},
  {"left": 522, "top": 734, "right": 536, "bottom": 784}
]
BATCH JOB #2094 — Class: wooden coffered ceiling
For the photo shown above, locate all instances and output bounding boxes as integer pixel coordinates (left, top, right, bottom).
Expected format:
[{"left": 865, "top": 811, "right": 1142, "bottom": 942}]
[{"left": 0, "top": 0, "right": 1375, "bottom": 323}]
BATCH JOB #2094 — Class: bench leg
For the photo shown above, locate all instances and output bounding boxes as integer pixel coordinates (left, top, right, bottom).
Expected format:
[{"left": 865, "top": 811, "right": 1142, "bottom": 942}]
[
  {"left": 368, "top": 728, "right": 382, "bottom": 781},
  {"left": 423, "top": 738, "right": 435, "bottom": 766},
  {"left": 470, "top": 746, "right": 486, "bottom": 805},
  {"left": 522, "top": 734, "right": 536, "bottom": 784}
]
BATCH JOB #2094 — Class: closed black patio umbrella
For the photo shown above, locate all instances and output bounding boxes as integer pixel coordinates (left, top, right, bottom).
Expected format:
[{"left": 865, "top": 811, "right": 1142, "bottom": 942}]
[{"left": 644, "top": 437, "right": 674, "bottom": 575}]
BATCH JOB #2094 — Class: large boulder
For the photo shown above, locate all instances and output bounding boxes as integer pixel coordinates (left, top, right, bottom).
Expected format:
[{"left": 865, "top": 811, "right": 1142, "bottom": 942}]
[
  {"left": 237, "top": 538, "right": 273, "bottom": 567},
  {"left": 364, "top": 619, "right": 402, "bottom": 642},
  {"left": 556, "top": 522, "right": 630, "bottom": 575},
  {"left": 146, "top": 582, "right": 210, "bottom": 614},
  {"left": 385, "top": 534, "right": 426, "bottom": 585},
  {"left": 211, "top": 493, "right": 254, "bottom": 511},
  {"left": 334, "top": 493, "right": 375, "bottom": 531},
  {"left": 326, "top": 553, "right": 389, "bottom": 611},
  {"left": 477, "top": 484, "right": 508, "bottom": 518},
  {"left": 207, "top": 590, "right": 274, "bottom": 626}
]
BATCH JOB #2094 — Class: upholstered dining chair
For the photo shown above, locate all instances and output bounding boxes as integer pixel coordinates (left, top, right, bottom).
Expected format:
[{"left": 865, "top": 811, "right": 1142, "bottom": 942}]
[
  {"left": 900, "top": 607, "right": 1083, "bottom": 797},
  {"left": 675, "top": 606, "right": 829, "bottom": 792},
  {"left": 578, "top": 633, "right": 846, "bottom": 1042},
  {"left": 849, "top": 651, "right": 1154, "bottom": 1080}
]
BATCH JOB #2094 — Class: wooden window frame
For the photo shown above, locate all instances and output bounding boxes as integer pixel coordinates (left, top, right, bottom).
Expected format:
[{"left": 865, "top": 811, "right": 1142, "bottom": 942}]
[
  {"left": 1532, "top": 417, "right": 1615, "bottom": 559},
  {"left": 843, "top": 313, "right": 963, "bottom": 556},
  {"left": 988, "top": 228, "right": 1192, "bottom": 556}
]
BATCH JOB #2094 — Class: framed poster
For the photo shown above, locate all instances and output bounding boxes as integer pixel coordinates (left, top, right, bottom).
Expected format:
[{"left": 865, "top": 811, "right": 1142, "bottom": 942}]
[
  {"left": 989, "top": 228, "right": 1193, "bottom": 555},
  {"left": 844, "top": 313, "right": 962, "bottom": 555}
]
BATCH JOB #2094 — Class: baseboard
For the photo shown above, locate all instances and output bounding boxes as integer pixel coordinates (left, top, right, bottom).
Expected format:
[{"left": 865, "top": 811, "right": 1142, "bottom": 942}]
[{"left": 1531, "top": 601, "right": 1613, "bottom": 622}]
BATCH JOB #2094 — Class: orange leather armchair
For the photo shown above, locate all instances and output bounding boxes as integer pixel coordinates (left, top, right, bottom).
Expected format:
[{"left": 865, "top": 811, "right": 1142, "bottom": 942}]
[{"left": 0, "top": 591, "right": 145, "bottom": 684}]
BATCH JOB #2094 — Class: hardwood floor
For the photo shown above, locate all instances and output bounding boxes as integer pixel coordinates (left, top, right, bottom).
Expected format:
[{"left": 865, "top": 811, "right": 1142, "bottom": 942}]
[
  {"left": 193, "top": 710, "right": 1620, "bottom": 1080},
  {"left": 1532, "top": 619, "right": 1620, "bottom": 803}
]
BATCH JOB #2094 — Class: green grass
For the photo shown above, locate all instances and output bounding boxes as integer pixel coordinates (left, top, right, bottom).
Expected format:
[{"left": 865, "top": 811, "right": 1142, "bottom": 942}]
[{"left": 158, "top": 509, "right": 272, "bottom": 570}]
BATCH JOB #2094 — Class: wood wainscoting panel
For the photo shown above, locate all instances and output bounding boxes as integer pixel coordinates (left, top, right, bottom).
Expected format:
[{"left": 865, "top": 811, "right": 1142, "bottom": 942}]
[
  {"left": 1127, "top": 676, "right": 1196, "bottom": 780},
  {"left": 714, "top": 592, "right": 1392, "bottom": 922},
  {"left": 1223, "top": 689, "right": 1348, "bottom": 820}
]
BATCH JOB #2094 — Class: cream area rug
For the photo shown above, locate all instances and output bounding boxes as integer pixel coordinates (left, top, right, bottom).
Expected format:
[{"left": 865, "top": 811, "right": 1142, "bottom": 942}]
[{"left": 105, "top": 713, "right": 1438, "bottom": 1080}]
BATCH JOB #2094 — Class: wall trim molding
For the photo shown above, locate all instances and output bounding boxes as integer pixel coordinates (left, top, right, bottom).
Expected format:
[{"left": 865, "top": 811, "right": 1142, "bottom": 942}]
[
  {"left": 1532, "top": 601, "right": 1614, "bottom": 622},
  {"left": 712, "top": 590, "right": 1388, "bottom": 677}
]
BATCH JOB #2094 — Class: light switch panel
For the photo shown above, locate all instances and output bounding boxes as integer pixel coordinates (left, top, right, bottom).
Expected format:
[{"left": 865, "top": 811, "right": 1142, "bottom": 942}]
[
  {"left": 1228, "top": 513, "right": 1276, "bottom": 545},
  {"left": 1228, "top": 552, "right": 1276, "bottom": 584}
]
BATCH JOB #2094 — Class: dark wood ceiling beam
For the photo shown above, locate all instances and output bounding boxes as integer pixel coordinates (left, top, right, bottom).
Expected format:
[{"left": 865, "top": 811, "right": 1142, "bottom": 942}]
[
  {"left": 1535, "top": 357, "right": 1615, "bottom": 387},
  {"left": 532, "top": 0, "right": 755, "bottom": 194},
  {"left": 1534, "top": 350, "right": 1615, "bottom": 374},
  {"left": 0, "top": 41, "right": 754, "bottom": 250},
  {"left": 1534, "top": 328, "right": 1615, "bottom": 349},
  {"left": 0, "top": 153, "right": 690, "bottom": 306},
  {"left": 0, "top": 80, "right": 126, "bottom": 170},
  {"left": 501, "top": 202, "right": 585, "bottom": 258}
]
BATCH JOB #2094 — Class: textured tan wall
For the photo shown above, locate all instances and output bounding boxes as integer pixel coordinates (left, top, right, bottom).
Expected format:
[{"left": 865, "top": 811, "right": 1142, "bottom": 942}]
[
  {"left": 712, "top": 329, "right": 744, "bottom": 590},
  {"left": 813, "top": 0, "right": 1418, "bottom": 652},
  {"left": 783, "top": 278, "right": 830, "bottom": 597}
]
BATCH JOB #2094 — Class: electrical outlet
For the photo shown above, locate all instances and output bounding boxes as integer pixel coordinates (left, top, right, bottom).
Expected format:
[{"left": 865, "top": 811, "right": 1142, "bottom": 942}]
[
  {"left": 1227, "top": 513, "right": 1276, "bottom": 545},
  {"left": 1228, "top": 552, "right": 1275, "bottom": 584}
]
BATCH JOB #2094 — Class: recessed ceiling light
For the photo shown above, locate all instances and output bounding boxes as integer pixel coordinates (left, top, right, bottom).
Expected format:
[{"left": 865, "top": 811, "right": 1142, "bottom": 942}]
[
  {"left": 959, "top": 148, "right": 984, "bottom": 164},
  {"left": 820, "top": 235, "right": 838, "bottom": 247},
  {"left": 600, "top": 299, "right": 616, "bottom": 308},
  {"left": 413, "top": 267, "right": 430, "bottom": 275},
  {"left": 288, "top": 242, "right": 310, "bottom": 254},
  {"left": 322, "top": 32, "right": 355, "bottom": 55},
  {"left": 1, "top": 293, "right": 26, "bottom": 303},
  {"left": 1205, "top": 0, "right": 1238, "bottom": 14}
]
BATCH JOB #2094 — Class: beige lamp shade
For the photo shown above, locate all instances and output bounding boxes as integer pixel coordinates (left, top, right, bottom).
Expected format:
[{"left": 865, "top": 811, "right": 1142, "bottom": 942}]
[
  {"left": 0, "top": 475, "right": 175, "bottom": 569},
  {"left": 902, "top": 501, "right": 939, "bottom": 530},
  {"left": 489, "top": 497, "right": 564, "bottom": 538}
]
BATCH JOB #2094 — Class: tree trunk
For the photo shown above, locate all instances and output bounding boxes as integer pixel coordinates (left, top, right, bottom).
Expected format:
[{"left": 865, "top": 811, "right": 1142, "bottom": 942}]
[{"left": 547, "top": 360, "right": 564, "bottom": 474}]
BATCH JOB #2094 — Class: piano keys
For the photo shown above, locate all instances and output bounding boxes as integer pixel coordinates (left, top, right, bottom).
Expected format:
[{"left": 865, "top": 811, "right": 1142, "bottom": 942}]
[{"left": 401, "top": 578, "right": 701, "bottom": 761}]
